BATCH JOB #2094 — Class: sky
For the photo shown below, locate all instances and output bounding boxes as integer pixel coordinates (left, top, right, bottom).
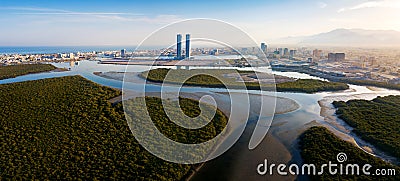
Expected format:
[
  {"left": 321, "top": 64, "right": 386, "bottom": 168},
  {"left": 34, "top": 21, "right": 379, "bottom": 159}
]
[{"left": 0, "top": 0, "right": 399, "bottom": 46}]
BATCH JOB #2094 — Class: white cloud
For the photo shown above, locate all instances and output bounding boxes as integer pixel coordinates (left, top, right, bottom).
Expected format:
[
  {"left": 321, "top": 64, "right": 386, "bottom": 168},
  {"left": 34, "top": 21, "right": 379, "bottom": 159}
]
[
  {"left": 132, "top": 15, "right": 183, "bottom": 24},
  {"left": 0, "top": 7, "right": 66, "bottom": 12},
  {"left": 14, "top": 12, "right": 141, "bottom": 15},
  {"left": 318, "top": 2, "right": 328, "bottom": 9},
  {"left": 338, "top": 0, "right": 400, "bottom": 13},
  {"left": 0, "top": 6, "right": 181, "bottom": 24}
]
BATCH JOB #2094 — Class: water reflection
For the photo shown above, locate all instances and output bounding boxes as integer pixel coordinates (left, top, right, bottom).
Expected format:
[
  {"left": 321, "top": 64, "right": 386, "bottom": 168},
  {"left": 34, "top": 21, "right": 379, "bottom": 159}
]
[{"left": 1, "top": 60, "right": 400, "bottom": 180}]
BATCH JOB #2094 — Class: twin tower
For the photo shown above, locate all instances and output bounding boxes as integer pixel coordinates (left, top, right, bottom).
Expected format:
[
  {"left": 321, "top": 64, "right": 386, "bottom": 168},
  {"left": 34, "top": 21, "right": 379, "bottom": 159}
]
[{"left": 176, "top": 34, "right": 190, "bottom": 60}]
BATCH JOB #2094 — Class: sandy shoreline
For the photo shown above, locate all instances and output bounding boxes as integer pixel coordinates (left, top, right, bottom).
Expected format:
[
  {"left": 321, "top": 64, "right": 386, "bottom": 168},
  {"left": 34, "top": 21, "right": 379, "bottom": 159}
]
[
  {"left": 100, "top": 71, "right": 301, "bottom": 115},
  {"left": 98, "top": 71, "right": 308, "bottom": 181},
  {"left": 318, "top": 95, "right": 400, "bottom": 164},
  {"left": 107, "top": 88, "right": 301, "bottom": 181}
]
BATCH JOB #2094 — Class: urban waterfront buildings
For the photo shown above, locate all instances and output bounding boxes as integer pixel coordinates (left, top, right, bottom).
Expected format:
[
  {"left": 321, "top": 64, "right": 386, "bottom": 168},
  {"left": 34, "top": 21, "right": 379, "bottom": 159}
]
[
  {"left": 185, "top": 34, "right": 190, "bottom": 59},
  {"left": 121, "top": 49, "right": 126, "bottom": 57},
  {"left": 175, "top": 34, "right": 191, "bottom": 60},
  {"left": 176, "top": 34, "right": 182, "bottom": 60},
  {"left": 261, "top": 43, "right": 267, "bottom": 53},
  {"left": 283, "top": 48, "right": 289, "bottom": 56},
  {"left": 313, "top": 49, "right": 323, "bottom": 60},
  {"left": 328, "top": 53, "right": 346, "bottom": 61}
]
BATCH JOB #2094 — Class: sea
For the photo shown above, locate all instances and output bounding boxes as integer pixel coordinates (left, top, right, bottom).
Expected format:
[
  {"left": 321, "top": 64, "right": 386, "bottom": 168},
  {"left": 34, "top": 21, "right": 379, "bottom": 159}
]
[{"left": 0, "top": 46, "right": 140, "bottom": 54}]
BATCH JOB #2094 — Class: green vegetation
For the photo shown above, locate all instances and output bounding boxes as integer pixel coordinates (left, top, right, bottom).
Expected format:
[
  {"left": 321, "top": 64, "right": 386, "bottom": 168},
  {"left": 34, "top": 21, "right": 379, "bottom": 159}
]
[
  {"left": 0, "top": 76, "right": 227, "bottom": 180},
  {"left": 339, "top": 79, "right": 400, "bottom": 91},
  {"left": 126, "top": 97, "right": 227, "bottom": 144},
  {"left": 142, "top": 68, "right": 247, "bottom": 89},
  {"left": 0, "top": 64, "right": 57, "bottom": 80},
  {"left": 299, "top": 126, "right": 399, "bottom": 180},
  {"left": 272, "top": 66, "right": 400, "bottom": 90},
  {"left": 142, "top": 68, "right": 349, "bottom": 93},
  {"left": 333, "top": 95, "right": 400, "bottom": 159},
  {"left": 277, "top": 79, "right": 349, "bottom": 93}
]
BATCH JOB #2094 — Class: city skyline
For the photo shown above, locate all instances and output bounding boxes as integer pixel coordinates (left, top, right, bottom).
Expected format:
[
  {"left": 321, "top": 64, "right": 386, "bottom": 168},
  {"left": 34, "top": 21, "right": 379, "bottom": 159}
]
[{"left": 0, "top": 0, "right": 400, "bottom": 46}]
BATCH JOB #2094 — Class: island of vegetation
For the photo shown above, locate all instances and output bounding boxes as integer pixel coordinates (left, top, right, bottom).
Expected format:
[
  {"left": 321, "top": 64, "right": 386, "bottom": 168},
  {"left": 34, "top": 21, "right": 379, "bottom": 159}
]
[
  {"left": 276, "top": 79, "right": 349, "bottom": 93},
  {"left": 299, "top": 126, "right": 399, "bottom": 180},
  {"left": 273, "top": 66, "right": 400, "bottom": 90},
  {"left": 141, "top": 68, "right": 349, "bottom": 93},
  {"left": 0, "top": 64, "right": 57, "bottom": 80},
  {"left": 333, "top": 95, "right": 400, "bottom": 160},
  {"left": 0, "top": 75, "right": 227, "bottom": 180},
  {"left": 340, "top": 79, "right": 400, "bottom": 91}
]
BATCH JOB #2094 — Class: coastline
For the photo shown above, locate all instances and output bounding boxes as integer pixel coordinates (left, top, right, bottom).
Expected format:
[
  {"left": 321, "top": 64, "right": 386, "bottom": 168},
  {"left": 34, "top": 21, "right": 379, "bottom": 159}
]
[
  {"left": 318, "top": 95, "right": 400, "bottom": 165},
  {"left": 93, "top": 70, "right": 349, "bottom": 94},
  {"left": 107, "top": 88, "right": 302, "bottom": 180},
  {"left": 3, "top": 60, "right": 399, "bottom": 179},
  {"left": 0, "top": 64, "right": 65, "bottom": 80},
  {"left": 106, "top": 90, "right": 234, "bottom": 181},
  {"left": 77, "top": 66, "right": 400, "bottom": 177}
]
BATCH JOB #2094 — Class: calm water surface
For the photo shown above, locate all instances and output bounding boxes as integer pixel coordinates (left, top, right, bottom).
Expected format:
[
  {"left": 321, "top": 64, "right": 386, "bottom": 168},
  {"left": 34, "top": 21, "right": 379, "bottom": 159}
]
[{"left": 1, "top": 60, "right": 399, "bottom": 180}]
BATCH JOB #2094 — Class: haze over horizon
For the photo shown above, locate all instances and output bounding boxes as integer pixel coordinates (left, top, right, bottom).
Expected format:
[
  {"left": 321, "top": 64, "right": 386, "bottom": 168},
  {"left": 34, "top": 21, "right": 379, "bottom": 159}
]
[{"left": 1, "top": 0, "right": 400, "bottom": 46}]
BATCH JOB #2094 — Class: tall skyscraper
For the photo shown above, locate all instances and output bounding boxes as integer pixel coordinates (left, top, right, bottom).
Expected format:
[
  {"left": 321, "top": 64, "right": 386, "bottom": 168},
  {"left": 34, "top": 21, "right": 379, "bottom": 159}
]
[
  {"left": 185, "top": 34, "right": 190, "bottom": 58},
  {"left": 261, "top": 43, "right": 267, "bottom": 53},
  {"left": 289, "top": 50, "right": 296, "bottom": 59},
  {"left": 283, "top": 48, "right": 289, "bottom": 56},
  {"left": 313, "top": 49, "right": 323, "bottom": 59},
  {"left": 120, "top": 49, "right": 126, "bottom": 57},
  {"left": 177, "top": 34, "right": 182, "bottom": 60},
  {"left": 278, "top": 48, "right": 283, "bottom": 56}
]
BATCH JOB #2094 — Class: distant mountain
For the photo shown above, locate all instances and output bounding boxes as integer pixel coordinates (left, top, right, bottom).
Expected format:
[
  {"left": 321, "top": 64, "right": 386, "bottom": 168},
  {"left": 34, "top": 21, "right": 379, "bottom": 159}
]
[{"left": 275, "top": 29, "right": 400, "bottom": 47}]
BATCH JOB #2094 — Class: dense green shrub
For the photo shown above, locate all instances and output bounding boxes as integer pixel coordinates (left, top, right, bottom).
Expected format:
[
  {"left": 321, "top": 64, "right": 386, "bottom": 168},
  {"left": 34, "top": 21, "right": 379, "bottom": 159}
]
[
  {"left": 333, "top": 95, "right": 400, "bottom": 159},
  {"left": 0, "top": 64, "right": 56, "bottom": 80},
  {"left": 340, "top": 79, "right": 400, "bottom": 90},
  {"left": 142, "top": 68, "right": 349, "bottom": 93},
  {"left": 276, "top": 79, "right": 349, "bottom": 93},
  {"left": 0, "top": 76, "right": 227, "bottom": 180},
  {"left": 299, "top": 126, "right": 399, "bottom": 180}
]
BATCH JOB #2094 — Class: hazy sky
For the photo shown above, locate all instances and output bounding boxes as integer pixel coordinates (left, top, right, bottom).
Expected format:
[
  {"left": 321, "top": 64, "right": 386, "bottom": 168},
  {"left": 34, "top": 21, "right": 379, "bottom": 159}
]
[{"left": 0, "top": 0, "right": 399, "bottom": 46}]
